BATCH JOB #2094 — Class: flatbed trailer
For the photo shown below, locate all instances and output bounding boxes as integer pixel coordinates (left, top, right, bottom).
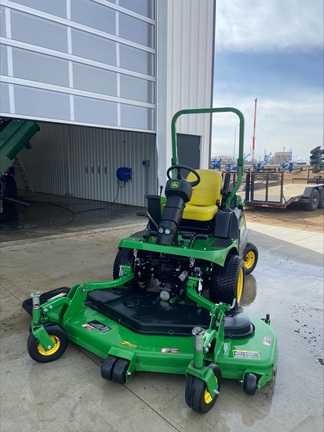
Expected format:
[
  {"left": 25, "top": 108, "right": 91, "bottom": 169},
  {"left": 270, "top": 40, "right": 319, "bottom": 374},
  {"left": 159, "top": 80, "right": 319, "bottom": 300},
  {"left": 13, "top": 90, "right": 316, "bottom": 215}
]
[{"left": 244, "top": 171, "right": 324, "bottom": 211}]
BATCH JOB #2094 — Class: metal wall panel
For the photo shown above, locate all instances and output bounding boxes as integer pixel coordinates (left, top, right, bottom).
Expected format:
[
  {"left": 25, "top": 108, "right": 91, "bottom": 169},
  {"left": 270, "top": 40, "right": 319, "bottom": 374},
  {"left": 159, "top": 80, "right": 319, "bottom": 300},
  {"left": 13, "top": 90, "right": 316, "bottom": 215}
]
[
  {"left": 18, "top": 122, "right": 157, "bottom": 207},
  {"left": 156, "top": 0, "right": 216, "bottom": 184}
]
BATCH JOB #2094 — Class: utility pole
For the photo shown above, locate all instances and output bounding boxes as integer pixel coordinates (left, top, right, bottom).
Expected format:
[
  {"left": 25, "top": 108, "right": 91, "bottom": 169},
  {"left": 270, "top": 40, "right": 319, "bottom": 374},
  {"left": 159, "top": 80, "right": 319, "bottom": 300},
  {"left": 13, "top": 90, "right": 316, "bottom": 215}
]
[{"left": 251, "top": 98, "right": 257, "bottom": 168}]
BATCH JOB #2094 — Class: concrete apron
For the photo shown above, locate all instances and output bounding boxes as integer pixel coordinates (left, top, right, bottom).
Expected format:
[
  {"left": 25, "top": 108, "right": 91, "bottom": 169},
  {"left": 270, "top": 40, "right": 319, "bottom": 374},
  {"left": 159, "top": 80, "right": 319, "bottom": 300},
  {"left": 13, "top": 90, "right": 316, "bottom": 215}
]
[{"left": 0, "top": 223, "right": 323, "bottom": 432}]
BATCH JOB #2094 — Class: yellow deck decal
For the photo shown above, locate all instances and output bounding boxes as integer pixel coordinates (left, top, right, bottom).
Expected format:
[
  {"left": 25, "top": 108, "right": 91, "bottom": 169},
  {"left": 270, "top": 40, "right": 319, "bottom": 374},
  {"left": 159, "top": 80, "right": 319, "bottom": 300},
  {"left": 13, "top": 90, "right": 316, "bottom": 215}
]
[{"left": 121, "top": 341, "right": 137, "bottom": 349}]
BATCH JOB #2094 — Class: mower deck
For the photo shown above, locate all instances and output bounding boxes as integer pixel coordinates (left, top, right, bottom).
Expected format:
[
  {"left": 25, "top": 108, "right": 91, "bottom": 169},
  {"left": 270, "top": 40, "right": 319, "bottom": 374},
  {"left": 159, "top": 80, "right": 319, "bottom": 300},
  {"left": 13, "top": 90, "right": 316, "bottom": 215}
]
[
  {"left": 23, "top": 284, "right": 277, "bottom": 381},
  {"left": 23, "top": 285, "right": 276, "bottom": 382}
]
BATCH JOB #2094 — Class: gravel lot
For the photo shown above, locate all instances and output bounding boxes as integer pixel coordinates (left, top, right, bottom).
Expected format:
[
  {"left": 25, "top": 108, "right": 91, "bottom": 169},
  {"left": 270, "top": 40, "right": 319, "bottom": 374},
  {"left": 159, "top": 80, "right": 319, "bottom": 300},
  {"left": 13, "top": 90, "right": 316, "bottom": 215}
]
[{"left": 245, "top": 206, "right": 323, "bottom": 233}]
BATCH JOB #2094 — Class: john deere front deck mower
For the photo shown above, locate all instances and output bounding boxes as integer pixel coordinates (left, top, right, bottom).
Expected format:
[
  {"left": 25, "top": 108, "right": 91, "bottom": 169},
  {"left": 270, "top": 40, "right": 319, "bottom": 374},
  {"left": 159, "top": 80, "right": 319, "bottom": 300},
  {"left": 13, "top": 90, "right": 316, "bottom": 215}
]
[
  {"left": 113, "top": 107, "right": 258, "bottom": 305},
  {"left": 23, "top": 108, "right": 277, "bottom": 414}
]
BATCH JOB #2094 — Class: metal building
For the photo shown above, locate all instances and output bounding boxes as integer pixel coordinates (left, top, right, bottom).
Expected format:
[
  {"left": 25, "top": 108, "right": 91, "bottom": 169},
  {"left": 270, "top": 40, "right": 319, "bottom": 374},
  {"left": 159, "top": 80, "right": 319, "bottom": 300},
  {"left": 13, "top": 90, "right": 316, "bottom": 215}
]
[{"left": 0, "top": 0, "right": 216, "bottom": 206}]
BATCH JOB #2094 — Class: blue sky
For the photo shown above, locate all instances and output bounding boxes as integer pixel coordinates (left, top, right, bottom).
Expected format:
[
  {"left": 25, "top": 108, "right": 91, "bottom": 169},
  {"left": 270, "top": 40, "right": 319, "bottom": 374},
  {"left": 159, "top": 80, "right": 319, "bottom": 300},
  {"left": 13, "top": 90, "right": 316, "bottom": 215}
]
[{"left": 212, "top": 0, "right": 323, "bottom": 162}]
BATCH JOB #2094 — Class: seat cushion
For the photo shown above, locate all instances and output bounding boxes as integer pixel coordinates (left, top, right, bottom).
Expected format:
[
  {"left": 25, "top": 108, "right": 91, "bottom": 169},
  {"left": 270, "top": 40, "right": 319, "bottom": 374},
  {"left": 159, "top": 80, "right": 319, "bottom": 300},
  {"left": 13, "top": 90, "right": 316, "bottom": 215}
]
[
  {"left": 183, "top": 169, "right": 223, "bottom": 221},
  {"left": 183, "top": 203, "right": 218, "bottom": 221}
]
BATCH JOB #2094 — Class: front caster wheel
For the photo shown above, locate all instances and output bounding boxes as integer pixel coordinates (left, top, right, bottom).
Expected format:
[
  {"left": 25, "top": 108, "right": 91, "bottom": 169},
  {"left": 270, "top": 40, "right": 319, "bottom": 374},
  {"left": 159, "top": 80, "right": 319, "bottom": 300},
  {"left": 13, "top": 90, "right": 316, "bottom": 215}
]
[
  {"left": 185, "top": 365, "right": 222, "bottom": 413},
  {"left": 27, "top": 324, "right": 68, "bottom": 363},
  {"left": 112, "top": 359, "right": 130, "bottom": 384},
  {"left": 101, "top": 356, "right": 118, "bottom": 381},
  {"left": 243, "top": 372, "right": 258, "bottom": 395}
]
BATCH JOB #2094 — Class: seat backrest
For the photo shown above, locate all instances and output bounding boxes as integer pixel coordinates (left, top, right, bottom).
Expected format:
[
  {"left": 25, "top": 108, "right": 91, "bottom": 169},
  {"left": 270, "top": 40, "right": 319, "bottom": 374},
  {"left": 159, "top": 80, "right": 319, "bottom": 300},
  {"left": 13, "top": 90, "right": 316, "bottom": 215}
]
[{"left": 186, "top": 169, "right": 223, "bottom": 206}]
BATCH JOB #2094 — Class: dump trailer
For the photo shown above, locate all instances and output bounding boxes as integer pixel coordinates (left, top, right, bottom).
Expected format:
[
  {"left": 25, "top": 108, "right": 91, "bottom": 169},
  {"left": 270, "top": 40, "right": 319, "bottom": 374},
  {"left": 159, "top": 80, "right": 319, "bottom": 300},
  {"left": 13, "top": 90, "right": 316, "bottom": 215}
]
[
  {"left": 244, "top": 170, "right": 324, "bottom": 211},
  {"left": 0, "top": 118, "right": 39, "bottom": 210}
]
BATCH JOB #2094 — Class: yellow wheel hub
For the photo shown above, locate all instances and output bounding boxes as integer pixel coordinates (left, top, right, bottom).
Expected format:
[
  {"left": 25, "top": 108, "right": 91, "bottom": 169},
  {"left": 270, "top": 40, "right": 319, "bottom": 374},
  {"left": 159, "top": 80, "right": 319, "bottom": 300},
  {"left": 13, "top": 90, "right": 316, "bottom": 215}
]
[
  {"left": 204, "top": 387, "right": 213, "bottom": 404},
  {"left": 37, "top": 335, "right": 60, "bottom": 356},
  {"left": 245, "top": 251, "right": 255, "bottom": 269},
  {"left": 236, "top": 268, "right": 244, "bottom": 303},
  {"left": 203, "top": 376, "right": 219, "bottom": 404}
]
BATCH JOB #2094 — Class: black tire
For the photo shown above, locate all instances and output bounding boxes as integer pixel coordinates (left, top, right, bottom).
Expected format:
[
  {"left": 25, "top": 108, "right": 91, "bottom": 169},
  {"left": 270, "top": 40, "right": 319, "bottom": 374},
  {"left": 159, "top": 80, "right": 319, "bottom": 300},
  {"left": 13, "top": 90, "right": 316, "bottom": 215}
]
[
  {"left": 101, "top": 356, "right": 118, "bottom": 381},
  {"left": 28, "top": 321, "right": 66, "bottom": 334},
  {"left": 113, "top": 248, "right": 150, "bottom": 290},
  {"left": 112, "top": 358, "right": 130, "bottom": 384},
  {"left": 242, "top": 243, "right": 258, "bottom": 275},
  {"left": 185, "top": 364, "right": 222, "bottom": 414},
  {"left": 241, "top": 274, "right": 257, "bottom": 306},
  {"left": 208, "top": 364, "right": 222, "bottom": 391},
  {"left": 3, "top": 176, "right": 17, "bottom": 199},
  {"left": 113, "top": 248, "right": 133, "bottom": 279},
  {"left": 209, "top": 255, "right": 245, "bottom": 307},
  {"left": 243, "top": 372, "right": 258, "bottom": 396},
  {"left": 318, "top": 188, "right": 324, "bottom": 209},
  {"left": 27, "top": 324, "right": 68, "bottom": 363},
  {"left": 305, "top": 188, "right": 320, "bottom": 211}
]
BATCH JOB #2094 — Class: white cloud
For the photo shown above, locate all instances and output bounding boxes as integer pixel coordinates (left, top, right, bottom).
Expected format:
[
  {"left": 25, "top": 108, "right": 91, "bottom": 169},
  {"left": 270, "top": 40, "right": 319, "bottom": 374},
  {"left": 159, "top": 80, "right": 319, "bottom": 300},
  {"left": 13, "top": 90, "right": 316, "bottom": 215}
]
[
  {"left": 211, "top": 91, "right": 323, "bottom": 160},
  {"left": 216, "top": 0, "right": 323, "bottom": 52}
]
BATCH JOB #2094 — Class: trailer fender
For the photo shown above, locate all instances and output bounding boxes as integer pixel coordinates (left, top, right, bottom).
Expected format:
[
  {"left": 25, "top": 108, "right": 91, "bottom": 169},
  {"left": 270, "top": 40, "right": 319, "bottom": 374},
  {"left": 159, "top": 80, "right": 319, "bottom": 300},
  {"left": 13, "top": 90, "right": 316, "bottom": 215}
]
[{"left": 302, "top": 185, "right": 322, "bottom": 199}]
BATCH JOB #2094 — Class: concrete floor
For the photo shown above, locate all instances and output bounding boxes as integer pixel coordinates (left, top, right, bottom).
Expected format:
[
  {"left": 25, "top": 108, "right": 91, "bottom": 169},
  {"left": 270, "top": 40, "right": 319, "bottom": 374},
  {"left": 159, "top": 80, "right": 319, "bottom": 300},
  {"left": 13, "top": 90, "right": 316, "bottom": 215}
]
[
  {"left": 0, "top": 191, "right": 143, "bottom": 243},
  {"left": 0, "top": 193, "right": 323, "bottom": 432}
]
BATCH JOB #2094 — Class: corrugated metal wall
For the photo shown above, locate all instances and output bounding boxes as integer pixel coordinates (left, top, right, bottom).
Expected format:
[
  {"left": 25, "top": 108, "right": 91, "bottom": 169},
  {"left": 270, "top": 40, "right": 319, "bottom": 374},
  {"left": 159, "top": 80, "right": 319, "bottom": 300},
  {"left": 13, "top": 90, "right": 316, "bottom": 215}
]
[
  {"left": 17, "top": 122, "right": 157, "bottom": 207},
  {"left": 156, "top": 0, "right": 216, "bottom": 186}
]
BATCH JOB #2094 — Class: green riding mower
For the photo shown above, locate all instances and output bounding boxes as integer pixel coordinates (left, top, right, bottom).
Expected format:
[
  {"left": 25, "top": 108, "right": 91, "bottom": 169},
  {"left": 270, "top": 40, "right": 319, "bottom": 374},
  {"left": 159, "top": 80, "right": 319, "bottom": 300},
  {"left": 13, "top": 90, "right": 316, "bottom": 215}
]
[{"left": 23, "top": 108, "right": 277, "bottom": 414}]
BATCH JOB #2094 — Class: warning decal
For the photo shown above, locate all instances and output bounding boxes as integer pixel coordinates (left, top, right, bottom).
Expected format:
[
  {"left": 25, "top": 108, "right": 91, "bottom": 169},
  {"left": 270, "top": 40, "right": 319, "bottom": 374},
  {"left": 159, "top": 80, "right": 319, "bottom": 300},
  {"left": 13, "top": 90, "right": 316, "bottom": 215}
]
[
  {"left": 82, "top": 320, "right": 111, "bottom": 333},
  {"left": 161, "top": 348, "right": 179, "bottom": 354},
  {"left": 263, "top": 336, "right": 272, "bottom": 346},
  {"left": 233, "top": 350, "right": 260, "bottom": 360}
]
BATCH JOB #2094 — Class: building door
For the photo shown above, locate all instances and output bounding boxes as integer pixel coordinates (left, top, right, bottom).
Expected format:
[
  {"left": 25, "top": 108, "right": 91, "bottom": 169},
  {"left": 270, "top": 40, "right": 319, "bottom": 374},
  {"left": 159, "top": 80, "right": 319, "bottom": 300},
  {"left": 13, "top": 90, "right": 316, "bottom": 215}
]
[{"left": 177, "top": 134, "right": 201, "bottom": 168}]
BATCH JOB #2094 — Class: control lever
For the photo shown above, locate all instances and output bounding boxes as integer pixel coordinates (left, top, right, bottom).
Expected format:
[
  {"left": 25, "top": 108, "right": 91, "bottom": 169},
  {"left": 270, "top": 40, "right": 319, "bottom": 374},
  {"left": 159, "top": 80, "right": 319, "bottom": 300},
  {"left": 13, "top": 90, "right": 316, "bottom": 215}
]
[{"left": 136, "top": 211, "right": 159, "bottom": 229}]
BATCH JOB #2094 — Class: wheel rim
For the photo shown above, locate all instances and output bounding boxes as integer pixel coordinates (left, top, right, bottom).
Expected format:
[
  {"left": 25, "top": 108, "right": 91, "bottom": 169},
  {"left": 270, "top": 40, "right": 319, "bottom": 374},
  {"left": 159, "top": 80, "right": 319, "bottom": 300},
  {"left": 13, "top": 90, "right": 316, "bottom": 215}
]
[
  {"left": 244, "top": 251, "right": 255, "bottom": 270},
  {"left": 203, "top": 374, "right": 219, "bottom": 404},
  {"left": 37, "top": 335, "right": 61, "bottom": 356},
  {"left": 236, "top": 268, "right": 244, "bottom": 303},
  {"left": 204, "top": 387, "right": 213, "bottom": 404}
]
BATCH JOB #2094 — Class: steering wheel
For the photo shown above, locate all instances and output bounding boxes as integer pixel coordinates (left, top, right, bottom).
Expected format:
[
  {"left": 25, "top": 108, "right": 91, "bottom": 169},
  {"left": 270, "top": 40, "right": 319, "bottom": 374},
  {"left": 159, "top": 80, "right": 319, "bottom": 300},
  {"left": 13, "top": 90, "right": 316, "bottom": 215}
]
[{"left": 166, "top": 165, "right": 200, "bottom": 187}]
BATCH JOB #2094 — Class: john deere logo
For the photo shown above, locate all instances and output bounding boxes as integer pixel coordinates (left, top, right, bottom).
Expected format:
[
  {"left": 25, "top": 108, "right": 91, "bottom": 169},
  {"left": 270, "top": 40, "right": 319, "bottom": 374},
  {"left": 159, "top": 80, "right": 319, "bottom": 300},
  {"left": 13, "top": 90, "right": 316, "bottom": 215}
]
[{"left": 171, "top": 181, "right": 179, "bottom": 188}]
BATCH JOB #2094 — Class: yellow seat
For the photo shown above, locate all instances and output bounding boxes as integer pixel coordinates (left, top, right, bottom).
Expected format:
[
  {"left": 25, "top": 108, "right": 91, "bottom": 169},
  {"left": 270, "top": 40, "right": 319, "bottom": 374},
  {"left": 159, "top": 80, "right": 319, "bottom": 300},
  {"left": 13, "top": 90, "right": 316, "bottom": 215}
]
[{"left": 183, "top": 169, "right": 223, "bottom": 221}]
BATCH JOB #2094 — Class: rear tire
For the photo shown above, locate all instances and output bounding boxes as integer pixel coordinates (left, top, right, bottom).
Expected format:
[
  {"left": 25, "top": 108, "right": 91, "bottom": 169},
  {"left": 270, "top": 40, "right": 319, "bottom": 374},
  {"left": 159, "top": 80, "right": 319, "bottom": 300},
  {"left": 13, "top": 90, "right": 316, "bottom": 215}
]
[
  {"left": 209, "top": 255, "right": 245, "bottom": 307},
  {"left": 318, "top": 188, "right": 324, "bottom": 209},
  {"left": 113, "top": 248, "right": 150, "bottom": 290},
  {"left": 305, "top": 188, "right": 320, "bottom": 211},
  {"left": 3, "top": 176, "right": 17, "bottom": 199},
  {"left": 113, "top": 248, "right": 133, "bottom": 279}
]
